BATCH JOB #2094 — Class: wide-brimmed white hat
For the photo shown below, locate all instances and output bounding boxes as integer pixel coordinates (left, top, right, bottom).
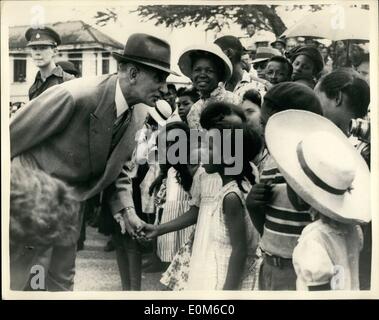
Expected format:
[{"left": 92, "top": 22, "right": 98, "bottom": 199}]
[
  {"left": 177, "top": 43, "right": 233, "bottom": 82},
  {"left": 265, "top": 110, "right": 370, "bottom": 224},
  {"left": 148, "top": 100, "right": 173, "bottom": 126}
]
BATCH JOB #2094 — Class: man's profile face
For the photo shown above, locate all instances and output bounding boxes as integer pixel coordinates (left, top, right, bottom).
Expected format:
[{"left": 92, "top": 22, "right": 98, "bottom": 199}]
[
  {"left": 29, "top": 45, "right": 56, "bottom": 68},
  {"left": 133, "top": 65, "right": 169, "bottom": 107}
]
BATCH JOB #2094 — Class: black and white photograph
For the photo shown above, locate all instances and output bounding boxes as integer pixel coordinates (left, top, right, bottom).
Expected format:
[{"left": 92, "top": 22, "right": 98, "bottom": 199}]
[{"left": 1, "top": 0, "right": 378, "bottom": 300}]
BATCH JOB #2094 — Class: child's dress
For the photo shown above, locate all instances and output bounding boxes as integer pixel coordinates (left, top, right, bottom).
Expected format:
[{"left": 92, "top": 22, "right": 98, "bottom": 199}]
[
  {"left": 157, "top": 167, "right": 195, "bottom": 262},
  {"left": 187, "top": 179, "right": 259, "bottom": 290},
  {"left": 160, "top": 168, "right": 221, "bottom": 290},
  {"left": 293, "top": 219, "right": 363, "bottom": 290}
]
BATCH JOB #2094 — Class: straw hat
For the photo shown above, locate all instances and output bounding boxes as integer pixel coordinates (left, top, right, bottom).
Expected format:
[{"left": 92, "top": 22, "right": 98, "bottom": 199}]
[
  {"left": 265, "top": 110, "right": 370, "bottom": 224},
  {"left": 178, "top": 43, "right": 233, "bottom": 82},
  {"left": 252, "top": 47, "right": 282, "bottom": 64},
  {"left": 148, "top": 99, "right": 173, "bottom": 126}
]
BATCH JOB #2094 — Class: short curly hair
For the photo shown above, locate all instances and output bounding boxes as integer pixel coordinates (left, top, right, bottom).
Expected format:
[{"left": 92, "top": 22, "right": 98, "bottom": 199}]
[{"left": 10, "top": 163, "right": 80, "bottom": 247}]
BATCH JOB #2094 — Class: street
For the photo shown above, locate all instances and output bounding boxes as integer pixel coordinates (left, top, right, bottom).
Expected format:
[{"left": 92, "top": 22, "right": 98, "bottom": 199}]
[{"left": 74, "top": 226, "right": 167, "bottom": 291}]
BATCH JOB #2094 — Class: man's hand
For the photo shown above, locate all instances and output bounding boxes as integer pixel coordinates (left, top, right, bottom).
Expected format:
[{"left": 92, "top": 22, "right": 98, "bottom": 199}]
[
  {"left": 123, "top": 208, "right": 146, "bottom": 238},
  {"left": 114, "top": 207, "right": 146, "bottom": 238},
  {"left": 246, "top": 183, "right": 273, "bottom": 210},
  {"left": 114, "top": 213, "right": 127, "bottom": 234}
]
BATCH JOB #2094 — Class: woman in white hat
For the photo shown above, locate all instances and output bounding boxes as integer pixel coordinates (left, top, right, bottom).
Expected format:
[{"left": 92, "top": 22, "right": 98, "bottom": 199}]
[
  {"left": 265, "top": 110, "right": 370, "bottom": 290},
  {"left": 178, "top": 43, "right": 240, "bottom": 130}
]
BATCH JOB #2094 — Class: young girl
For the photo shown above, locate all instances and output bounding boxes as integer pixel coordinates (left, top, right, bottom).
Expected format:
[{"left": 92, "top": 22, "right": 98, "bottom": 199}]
[
  {"left": 186, "top": 125, "right": 261, "bottom": 290},
  {"left": 155, "top": 122, "right": 197, "bottom": 268},
  {"left": 264, "top": 110, "right": 370, "bottom": 290},
  {"left": 145, "top": 118, "right": 262, "bottom": 290}
]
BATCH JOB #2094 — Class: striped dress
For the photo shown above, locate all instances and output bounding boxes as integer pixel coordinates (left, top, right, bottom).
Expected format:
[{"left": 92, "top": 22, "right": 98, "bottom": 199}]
[
  {"left": 157, "top": 167, "right": 195, "bottom": 262},
  {"left": 259, "top": 153, "right": 314, "bottom": 259}
]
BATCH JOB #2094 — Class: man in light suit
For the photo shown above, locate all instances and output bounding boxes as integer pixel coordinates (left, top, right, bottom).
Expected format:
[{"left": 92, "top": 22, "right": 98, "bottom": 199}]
[{"left": 10, "top": 33, "right": 178, "bottom": 291}]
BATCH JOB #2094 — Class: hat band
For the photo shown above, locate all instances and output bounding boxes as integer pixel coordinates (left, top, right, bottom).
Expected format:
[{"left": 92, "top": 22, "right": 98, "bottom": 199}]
[
  {"left": 155, "top": 105, "right": 170, "bottom": 121},
  {"left": 122, "top": 53, "right": 170, "bottom": 69},
  {"left": 296, "top": 141, "right": 347, "bottom": 195}
]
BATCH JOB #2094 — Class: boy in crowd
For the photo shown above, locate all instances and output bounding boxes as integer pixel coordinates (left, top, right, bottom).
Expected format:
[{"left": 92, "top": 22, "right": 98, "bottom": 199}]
[
  {"left": 176, "top": 87, "right": 200, "bottom": 123},
  {"left": 265, "top": 56, "right": 293, "bottom": 86}
]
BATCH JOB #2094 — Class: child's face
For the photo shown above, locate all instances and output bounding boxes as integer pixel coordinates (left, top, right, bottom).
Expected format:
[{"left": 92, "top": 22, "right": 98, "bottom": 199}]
[
  {"left": 292, "top": 55, "right": 315, "bottom": 81},
  {"left": 241, "top": 99, "right": 262, "bottom": 135},
  {"left": 177, "top": 95, "right": 194, "bottom": 121},
  {"left": 202, "top": 129, "right": 224, "bottom": 175},
  {"left": 265, "top": 61, "right": 290, "bottom": 85}
]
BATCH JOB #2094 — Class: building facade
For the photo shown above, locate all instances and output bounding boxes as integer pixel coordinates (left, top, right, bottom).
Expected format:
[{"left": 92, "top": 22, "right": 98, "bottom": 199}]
[{"left": 9, "top": 20, "right": 124, "bottom": 103}]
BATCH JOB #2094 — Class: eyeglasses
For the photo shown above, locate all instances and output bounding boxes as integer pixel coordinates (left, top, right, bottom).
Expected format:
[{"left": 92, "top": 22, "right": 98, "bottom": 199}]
[{"left": 253, "top": 62, "right": 268, "bottom": 70}]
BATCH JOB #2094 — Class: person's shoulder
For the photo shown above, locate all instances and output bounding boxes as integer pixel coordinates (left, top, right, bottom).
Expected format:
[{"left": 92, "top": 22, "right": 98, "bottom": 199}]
[
  {"left": 60, "top": 74, "right": 117, "bottom": 96},
  {"left": 62, "top": 71, "right": 76, "bottom": 82}
]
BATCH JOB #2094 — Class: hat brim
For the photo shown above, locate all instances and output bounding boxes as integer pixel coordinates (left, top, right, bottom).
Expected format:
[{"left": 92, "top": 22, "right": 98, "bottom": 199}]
[
  {"left": 265, "top": 110, "right": 370, "bottom": 224},
  {"left": 112, "top": 52, "right": 180, "bottom": 76},
  {"left": 178, "top": 44, "right": 232, "bottom": 83},
  {"left": 27, "top": 41, "right": 57, "bottom": 47},
  {"left": 148, "top": 100, "right": 173, "bottom": 126},
  {"left": 252, "top": 58, "right": 269, "bottom": 64}
]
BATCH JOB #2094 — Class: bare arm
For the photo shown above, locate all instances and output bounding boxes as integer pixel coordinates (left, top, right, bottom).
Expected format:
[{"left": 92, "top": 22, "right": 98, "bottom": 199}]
[
  {"left": 223, "top": 192, "right": 247, "bottom": 290},
  {"left": 144, "top": 205, "right": 199, "bottom": 239}
]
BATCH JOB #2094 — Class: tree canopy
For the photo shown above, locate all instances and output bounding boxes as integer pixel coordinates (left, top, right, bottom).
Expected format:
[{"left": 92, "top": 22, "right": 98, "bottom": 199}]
[{"left": 94, "top": 4, "right": 329, "bottom": 36}]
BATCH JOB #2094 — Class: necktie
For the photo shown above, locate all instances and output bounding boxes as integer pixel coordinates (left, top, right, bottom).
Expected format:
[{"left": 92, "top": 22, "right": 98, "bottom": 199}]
[{"left": 108, "top": 105, "right": 132, "bottom": 157}]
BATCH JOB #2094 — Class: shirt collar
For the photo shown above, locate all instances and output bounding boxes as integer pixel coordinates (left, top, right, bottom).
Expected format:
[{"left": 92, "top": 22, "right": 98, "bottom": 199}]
[
  {"left": 35, "top": 65, "right": 64, "bottom": 81},
  {"left": 115, "top": 78, "right": 129, "bottom": 117}
]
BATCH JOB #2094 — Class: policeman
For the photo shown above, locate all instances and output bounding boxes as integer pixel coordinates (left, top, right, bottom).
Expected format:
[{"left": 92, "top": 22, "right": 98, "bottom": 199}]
[{"left": 25, "top": 26, "right": 75, "bottom": 100}]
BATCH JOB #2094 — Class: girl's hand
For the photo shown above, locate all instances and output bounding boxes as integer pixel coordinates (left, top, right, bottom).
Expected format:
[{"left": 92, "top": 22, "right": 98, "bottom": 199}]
[
  {"left": 142, "top": 223, "right": 159, "bottom": 240},
  {"left": 246, "top": 182, "right": 273, "bottom": 209}
]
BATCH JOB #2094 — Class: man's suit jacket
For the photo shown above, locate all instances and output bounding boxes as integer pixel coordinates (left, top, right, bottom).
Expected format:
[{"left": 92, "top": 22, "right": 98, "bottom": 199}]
[{"left": 10, "top": 74, "right": 148, "bottom": 214}]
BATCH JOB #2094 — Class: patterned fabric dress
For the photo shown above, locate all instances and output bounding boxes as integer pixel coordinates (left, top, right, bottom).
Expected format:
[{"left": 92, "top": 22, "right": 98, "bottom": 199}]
[
  {"left": 186, "top": 83, "right": 240, "bottom": 130},
  {"left": 186, "top": 180, "right": 259, "bottom": 290},
  {"left": 157, "top": 167, "right": 195, "bottom": 262}
]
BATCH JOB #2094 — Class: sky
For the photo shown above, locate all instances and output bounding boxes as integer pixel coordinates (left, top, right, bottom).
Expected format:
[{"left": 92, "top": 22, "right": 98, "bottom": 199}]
[{"left": 3, "top": 1, "right": 354, "bottom": 78}]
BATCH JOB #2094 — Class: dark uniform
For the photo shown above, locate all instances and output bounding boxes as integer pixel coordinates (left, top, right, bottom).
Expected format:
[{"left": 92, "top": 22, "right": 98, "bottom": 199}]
[
  {"left": 25, "top": 26, "right": 74, "bottom": 100},
  {"left": 29, "top": 65, "right": 74, "bottom": 100}
]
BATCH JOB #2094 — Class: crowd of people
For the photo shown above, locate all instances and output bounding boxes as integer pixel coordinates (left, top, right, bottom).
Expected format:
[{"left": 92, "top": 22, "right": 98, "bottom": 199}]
[{"left": 9, "top": 22, "right": 371, "bottom": 292}]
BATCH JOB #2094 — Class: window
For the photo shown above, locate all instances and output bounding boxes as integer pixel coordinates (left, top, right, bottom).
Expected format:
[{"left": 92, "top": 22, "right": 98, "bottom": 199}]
[
  {"left": 13, "top": 55, "right": 26, "bottom": 82},
  {"left": 102, "top": 51, "right": 110, "bottom": 75},
  {"left": 68, "top": 53, "right": 82, "bottom": 77}
]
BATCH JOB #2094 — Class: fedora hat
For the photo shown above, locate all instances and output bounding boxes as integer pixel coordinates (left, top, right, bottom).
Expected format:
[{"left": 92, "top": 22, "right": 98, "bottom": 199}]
[
  {"left": 178, "top": 43, "right": 233, "bottom": 82},
  {"left": 265, "top": 110, "right": 370, "bottom": 224},
  {"left": 148, "top": 99, "right": 173, "bottom": 126},
  {"left": 252, "top": 47, "right": 282, "bottom": 64},
  {"left": 112, "top": 33, "right": 179, "bottom": 76}
]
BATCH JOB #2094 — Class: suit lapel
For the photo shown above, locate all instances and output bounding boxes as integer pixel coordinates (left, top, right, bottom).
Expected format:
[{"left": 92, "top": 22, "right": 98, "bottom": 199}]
[
  {"left": 78, "top": 102, "right": 148, "bottom": 200},
  {"left": 88, "top": 75, "right": 117, "bottom": 176}
]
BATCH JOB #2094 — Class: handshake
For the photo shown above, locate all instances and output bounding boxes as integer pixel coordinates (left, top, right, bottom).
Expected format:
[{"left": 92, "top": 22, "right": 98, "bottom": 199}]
[{"left": 114, "top": 207, "right": 159, "bottom": 241}]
